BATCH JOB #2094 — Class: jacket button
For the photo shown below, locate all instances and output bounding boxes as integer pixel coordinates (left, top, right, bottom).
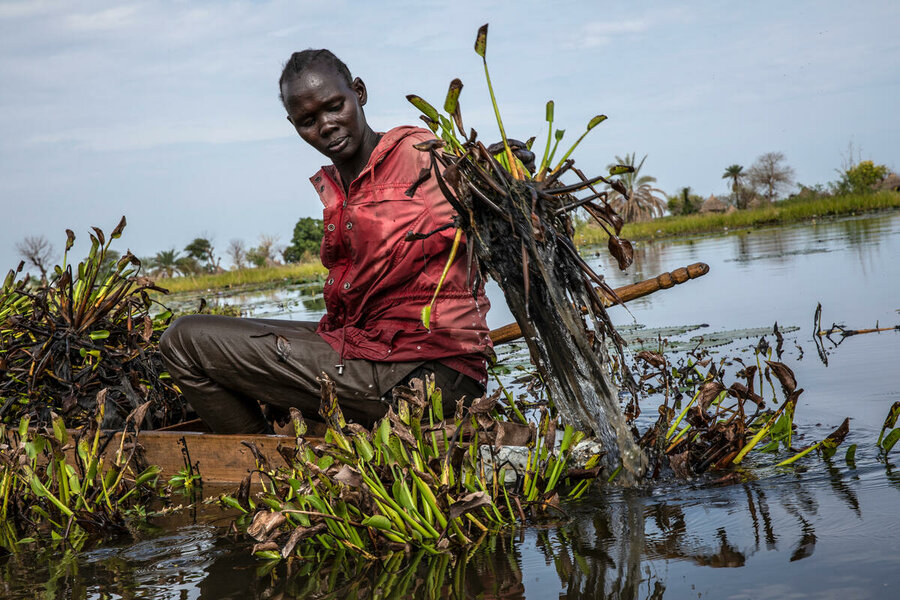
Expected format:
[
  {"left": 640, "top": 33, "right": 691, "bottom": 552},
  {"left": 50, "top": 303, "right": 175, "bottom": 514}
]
[
  {"left": 345, "top": 222, "right": 353, "bottom": 230},
  {"left": 314, "top": 176, "right": 321, "bottom": 182},
  {"left": 343, "top": 282, "right": 351, "bottom": 290},
  {"left": 319, "top": 185, "right": 325, "bottom": 192},
  {"left": 327, "top": 223, "right": 335, "bottom": 231},
  {"left": 327, "top": 278, "right": 334, "bottom": 285}
]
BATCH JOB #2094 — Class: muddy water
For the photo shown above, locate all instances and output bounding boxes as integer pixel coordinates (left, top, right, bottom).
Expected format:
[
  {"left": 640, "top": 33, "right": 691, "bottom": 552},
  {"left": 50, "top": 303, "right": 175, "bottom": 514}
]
[{"left": 3, "top": 212, "right": 899, "bottom": 599}]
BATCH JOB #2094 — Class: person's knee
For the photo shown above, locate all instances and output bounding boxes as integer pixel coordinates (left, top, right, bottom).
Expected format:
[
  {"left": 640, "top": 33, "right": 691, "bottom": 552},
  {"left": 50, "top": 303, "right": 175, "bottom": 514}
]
[{"left": 159, "top": 314, "right": 207, "bottom": 366}]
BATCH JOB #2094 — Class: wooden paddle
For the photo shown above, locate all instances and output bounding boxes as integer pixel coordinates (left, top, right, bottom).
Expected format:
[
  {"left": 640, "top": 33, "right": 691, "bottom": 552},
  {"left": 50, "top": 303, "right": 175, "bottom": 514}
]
[{"left": 489, "top": 262, "right": 709, "bottom": 345}]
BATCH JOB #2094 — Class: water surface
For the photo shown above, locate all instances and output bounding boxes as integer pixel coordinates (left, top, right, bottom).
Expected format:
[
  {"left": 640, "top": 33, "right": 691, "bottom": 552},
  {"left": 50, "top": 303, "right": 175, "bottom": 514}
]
[{"left": 3, "top": 212, "right": 899, "bottom": 599}]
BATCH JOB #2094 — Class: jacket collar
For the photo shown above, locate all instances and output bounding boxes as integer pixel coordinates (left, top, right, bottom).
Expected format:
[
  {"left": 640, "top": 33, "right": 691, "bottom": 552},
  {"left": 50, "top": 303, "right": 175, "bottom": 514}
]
[{"left": 309, "top": 126, "right": 427, "bottom": 205}]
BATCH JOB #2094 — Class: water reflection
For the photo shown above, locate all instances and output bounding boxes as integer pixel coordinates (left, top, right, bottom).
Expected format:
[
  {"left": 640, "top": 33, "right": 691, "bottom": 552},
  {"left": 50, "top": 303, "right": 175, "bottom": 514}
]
[{"left": 1, "top": 451, "right": 896, "bottom": 599}]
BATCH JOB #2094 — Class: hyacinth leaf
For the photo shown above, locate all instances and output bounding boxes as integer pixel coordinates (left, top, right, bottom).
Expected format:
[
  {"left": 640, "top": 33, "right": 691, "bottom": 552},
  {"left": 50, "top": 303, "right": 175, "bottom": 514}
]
[
  {"left": 406, "top": 95, "right": 440, "bottom": 122},
  {"left": 362, "top": 515, "right": 395, "bottom": 531},
  {"left": 444, "top": 78, "right": 465, "bottom": 135},
  {"left": 883, "top": 428, "right": 900, "bottom": 453},
  {"left": 444, "top": 79, "right": 463, "bottom": 114},
  {"left": 110, "top": 215, "right": 126, "bottom": 240},
  {"left": 587, "top": 114, "right": 607, "bottom": 129},
  {"left": 819, "top": 417, "right": 849, "bottom": 459},
  {"left": 474, "top": 23, "right": 488, "bottom": 57},
  {"left": 65, "top": 229, "right": 76, "bottom": 252},
  {"left": 845, "top": 444, "right": 857, "bottom": 466},
  {"left": 609, "top": 164, "right": 634, "bottom": 176},
  {"left": 877, "top": 401, "right": 900, "bottom": 445}
]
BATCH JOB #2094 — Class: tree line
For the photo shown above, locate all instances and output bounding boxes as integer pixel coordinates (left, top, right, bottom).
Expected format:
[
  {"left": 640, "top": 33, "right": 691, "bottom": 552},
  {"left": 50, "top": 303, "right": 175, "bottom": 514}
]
[
  {"left": 14, "top": 151, "right": 896, "bottom": 278},
  {"left": 609, "top": 150, "right": 896, "bottom": 221},
  {"left": 15, "top": 217, "right": 325, "bottom": 281}
]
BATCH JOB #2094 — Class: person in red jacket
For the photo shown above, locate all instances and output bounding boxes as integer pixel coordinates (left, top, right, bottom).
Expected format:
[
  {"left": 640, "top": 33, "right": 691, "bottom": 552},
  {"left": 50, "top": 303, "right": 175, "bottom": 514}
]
[{"left": 159, "top": 49, "right": 492, "bottom": 434}]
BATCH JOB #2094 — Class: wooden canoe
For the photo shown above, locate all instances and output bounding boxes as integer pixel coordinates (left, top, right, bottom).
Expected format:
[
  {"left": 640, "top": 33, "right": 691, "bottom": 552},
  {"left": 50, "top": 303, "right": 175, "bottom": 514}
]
[{"left": 94, "top": 428, "right": 303, "bottom": 486}]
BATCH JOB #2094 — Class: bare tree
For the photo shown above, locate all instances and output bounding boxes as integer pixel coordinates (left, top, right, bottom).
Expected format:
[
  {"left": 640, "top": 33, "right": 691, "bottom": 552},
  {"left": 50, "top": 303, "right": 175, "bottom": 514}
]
[
  {"left": 16, "top": 235, "right": 55, "bottom": 281},
  {"left": 246, "top": 234, "right": 281, "bottom": 268},
  {"left": 747, "top": 152, "right": 795, "bottom": 202},
  {"left": 227, "top": 238, "right": 247, "bottom": 269}
]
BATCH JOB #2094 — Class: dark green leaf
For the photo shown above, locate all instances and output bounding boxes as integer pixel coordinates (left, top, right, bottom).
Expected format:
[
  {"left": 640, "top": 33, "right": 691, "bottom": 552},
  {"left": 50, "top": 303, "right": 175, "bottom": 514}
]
[
  {"left": 883, "top": 428, "right": 900, "bottom": 453},
  {"left": 845, "top": 444, "right": 857, "bottom": 466},
  {"left": 586, "top": 114, "right": 607, "bottom": 130},
  {"left": 406, "top": 95, "right": 439, "bottom": 122},
  {"left": 820, "top": 417, "right": 849, "bottom": 459},
  {"left": 444, "top": 78, "right": 463, "bottom": 114},
  {"left": 608, "top": 164, "right": 634, "bottom": 176}
]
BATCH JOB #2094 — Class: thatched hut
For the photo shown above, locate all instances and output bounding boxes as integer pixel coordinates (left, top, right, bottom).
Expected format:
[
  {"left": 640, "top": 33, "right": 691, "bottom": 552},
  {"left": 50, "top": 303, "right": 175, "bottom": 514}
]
[
  {"left": 876, "top": 172, "right": 900, "bottom": 192},
  {"left": 700, "top": 194, "right": 728, "bottom": 213}
]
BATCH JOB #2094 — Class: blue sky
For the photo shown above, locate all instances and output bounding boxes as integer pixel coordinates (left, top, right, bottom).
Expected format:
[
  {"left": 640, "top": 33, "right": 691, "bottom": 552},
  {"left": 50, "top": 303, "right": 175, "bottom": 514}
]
[{"left": 1, "top": 0, "right": 898, "bottom": 270}]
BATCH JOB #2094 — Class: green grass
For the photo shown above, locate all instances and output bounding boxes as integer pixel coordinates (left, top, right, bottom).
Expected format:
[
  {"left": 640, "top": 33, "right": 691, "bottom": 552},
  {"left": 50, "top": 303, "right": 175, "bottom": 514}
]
[
  {"left": 576, "top": 191, "right": 900, "bottom": 244},
  {"left": 155, "top": 261, "right": 327, "bottom": 294}
]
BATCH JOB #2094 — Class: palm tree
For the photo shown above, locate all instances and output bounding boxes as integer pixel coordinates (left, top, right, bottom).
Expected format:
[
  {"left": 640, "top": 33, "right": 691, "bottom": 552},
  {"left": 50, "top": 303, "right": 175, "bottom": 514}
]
[
  {"left": 606, "top": 153, "right": 666, "bottom": 222},
  {"left": 148, "top": 249, "right": 180, "bottom": 278},
  {"left": 722, "top": 164, "right": 745, "bottom": 193}
]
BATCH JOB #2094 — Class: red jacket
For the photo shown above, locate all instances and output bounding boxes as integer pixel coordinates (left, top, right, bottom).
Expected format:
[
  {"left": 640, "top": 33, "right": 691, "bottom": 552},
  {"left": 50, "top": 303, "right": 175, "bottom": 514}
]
[{"left": 310, "top": 126, "right": 492, "bottom": 381}]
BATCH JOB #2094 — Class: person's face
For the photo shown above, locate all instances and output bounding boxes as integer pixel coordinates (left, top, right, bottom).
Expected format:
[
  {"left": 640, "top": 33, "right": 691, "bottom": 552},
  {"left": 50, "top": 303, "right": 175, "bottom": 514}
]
[{"left": 282, "top": 65, "right": 369, "bottom": 165}]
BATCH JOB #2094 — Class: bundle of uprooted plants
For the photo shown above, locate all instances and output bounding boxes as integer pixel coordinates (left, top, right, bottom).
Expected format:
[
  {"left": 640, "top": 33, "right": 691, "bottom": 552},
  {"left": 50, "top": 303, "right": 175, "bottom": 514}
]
[
  {"left": 403, "top": 24, "right": 646, "bottom": 481},
  {"left": 0, "top": 217, "right": 188, "bottom": 430},
  {"left": 222, "top": 375, "right": 602, "bottom": 561}
]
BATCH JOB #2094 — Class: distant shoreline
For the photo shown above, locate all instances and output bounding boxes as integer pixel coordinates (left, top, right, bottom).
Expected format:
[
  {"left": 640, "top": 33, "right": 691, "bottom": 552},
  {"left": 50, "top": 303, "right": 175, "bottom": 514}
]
[
  {"left": 576, "top": 191, "right": 900, "bottom": 244},
  {"left": 154, "top": 191, "right": 900, "bottom": 295}
]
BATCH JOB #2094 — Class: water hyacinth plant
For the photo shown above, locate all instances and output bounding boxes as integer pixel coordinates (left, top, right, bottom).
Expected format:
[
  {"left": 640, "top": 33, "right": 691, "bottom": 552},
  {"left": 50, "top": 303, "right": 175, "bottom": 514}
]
[
  {"left": 0, "top": 401, "right": 162, "bottom": 553},
  {"left": 224, "top": 375, "right": 601, "bottom": 560},
  {"left": 0, "top": 218, "right": 188, "bottom": 430},
  {"left": 631, "top": 334, "right": 853, "bottom": 479}
]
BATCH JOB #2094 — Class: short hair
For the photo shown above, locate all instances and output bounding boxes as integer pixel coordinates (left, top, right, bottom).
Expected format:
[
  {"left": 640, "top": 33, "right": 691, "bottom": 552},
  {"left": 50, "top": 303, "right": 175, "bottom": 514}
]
[{"left": 279, "top": 49, "right": 352, "bottom": 105}]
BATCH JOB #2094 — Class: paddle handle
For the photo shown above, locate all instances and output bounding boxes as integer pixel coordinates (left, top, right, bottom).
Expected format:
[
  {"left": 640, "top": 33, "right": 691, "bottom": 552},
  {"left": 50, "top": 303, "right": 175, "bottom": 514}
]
[{"left": 489, "top": 262, "right": 710, "bottom": 345}]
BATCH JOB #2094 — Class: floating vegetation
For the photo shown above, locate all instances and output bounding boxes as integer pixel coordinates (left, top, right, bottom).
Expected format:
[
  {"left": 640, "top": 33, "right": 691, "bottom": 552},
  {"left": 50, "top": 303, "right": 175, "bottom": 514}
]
[
  {"left": 222, "top": 375, "right": 602, "bottom": 560},
  {"left": 0, "top": 218, "right": 187, "bottom": 430},
  {"left": 0, "top": 404, "right": 162, "bottom": 553},
  {"left": 406, "top": 23, "right": 645, "bottom": 479},
  {"left": 629, "top": 334, "right": 856, "bottom": 479}
]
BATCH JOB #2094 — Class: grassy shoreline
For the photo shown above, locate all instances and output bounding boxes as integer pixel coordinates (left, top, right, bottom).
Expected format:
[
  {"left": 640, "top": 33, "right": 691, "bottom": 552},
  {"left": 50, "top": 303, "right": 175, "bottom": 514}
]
[
  {"left": 152, "top": 192, "right": 900, "bottom": 294},
  {"left": 576, "top": 191, "right": 900, "bottom": 244},
  {"left": 155, "top": 261, "right": 326, "bottom": 294}
]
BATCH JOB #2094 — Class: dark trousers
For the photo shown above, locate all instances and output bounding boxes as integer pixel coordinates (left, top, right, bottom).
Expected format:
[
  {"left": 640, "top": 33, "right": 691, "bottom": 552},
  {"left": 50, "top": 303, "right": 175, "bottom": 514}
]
[{"left": 159, "top": 315, "right": 484, "bottom": 434}]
